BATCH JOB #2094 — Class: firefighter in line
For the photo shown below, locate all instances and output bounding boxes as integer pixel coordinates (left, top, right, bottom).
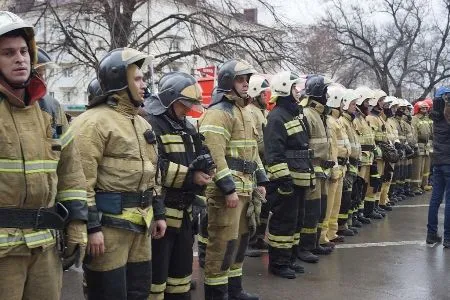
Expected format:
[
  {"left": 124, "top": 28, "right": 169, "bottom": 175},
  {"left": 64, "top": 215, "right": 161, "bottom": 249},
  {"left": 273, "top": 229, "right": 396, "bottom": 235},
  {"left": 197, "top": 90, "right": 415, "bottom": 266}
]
[
  {"left": 353, "top": 87, "right": 383, "bottom": 220},
  {"left": 264, "top": 71, "right": 314, "bottom": 279},
  {"left": 246, "top": 74, "right": 270, "bottom": 255},
  {"left": 0, "top": 11, "right": 88, "bottom": 300},
  {"left": 422, "top": 98, "right": 434, "bottom": 190},
  {"left": 386, "top": 98, "right": 407, "bottom": 202},
  {"left": 378, "top": 96, "right": 401, "bottom": 208},
  {"left": 72, "top": 48, "right": 167, "bottom": 300},
  {"left": 365, "top": 89, "right": 393, "bottom": 212},
  {"left": 400, "top": 100, "right": 420, "bottom": 197},
  {"left": 297, "top": 75, "right": 334, "bottom": 264},
  {"left": 339, "top": 89, "right": 364, "bottom": 230},
  {"left": 321, "top": 84, "right": 354, "bottom": 243},
  {"left": 143, "top": 72, "right": 215, "bottom": 300},
  {"left": 199, "top": 59, "right": 268, "bottom": 300}
]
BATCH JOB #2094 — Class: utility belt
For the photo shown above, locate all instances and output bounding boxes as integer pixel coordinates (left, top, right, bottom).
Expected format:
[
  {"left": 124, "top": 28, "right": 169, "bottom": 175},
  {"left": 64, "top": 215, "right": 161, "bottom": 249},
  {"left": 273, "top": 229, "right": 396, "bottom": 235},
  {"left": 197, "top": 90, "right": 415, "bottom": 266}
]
[
  {"left": 361, "top": 144, "right": 375, "bottom": 152},
  {"left": 0, "top": 202, "right": 69, "bottom": 230},
  {"left": 285, "top": 149, "right": 314, "bottom": 159},
  {"left": 164, "top": 189, "right": 196, "bottom": 210},
  {"left": 337, "top": 157, "right": 348, "bottom": 166},
  {"left": 226, "top": 157, "right": 258, "bottom": 174},
  {"left": 95, "top": 188, "right": 154, "bottom": 215}
]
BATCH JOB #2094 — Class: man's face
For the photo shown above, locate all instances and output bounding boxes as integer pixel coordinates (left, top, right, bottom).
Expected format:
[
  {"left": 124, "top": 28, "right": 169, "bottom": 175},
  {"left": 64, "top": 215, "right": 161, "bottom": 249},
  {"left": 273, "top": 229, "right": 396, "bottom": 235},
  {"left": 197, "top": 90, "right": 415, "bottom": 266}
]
[
  {"left": 291, "top": 84, "right": 299, "bottom": 100},
  {"left": 127, "top": 65, "right": 147, "bottom": 102},
  {"left": 378, "top": 98, "right": 385, "bottom": 108},
  {"left": 420, "top": 107, "right": 428, "bottom": 115},
  {"left": 172, "top": 101, "right": 191, "bottom": 120},
  {"left": 233, "top": 74, "right": 249, "bottom": 98},
  {"left": 0, "top": 36, "right": 31, "bottom": 86},
  {"left": 347, "top": 99, "right": 357, "bottom": 114}
]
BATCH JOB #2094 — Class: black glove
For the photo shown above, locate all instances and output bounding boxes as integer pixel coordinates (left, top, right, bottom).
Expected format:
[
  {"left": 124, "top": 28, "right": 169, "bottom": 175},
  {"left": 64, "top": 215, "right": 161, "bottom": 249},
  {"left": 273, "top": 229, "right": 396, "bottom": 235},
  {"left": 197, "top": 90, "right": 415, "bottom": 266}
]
[
  {"left": 321, "top": 160, "right": 336, "bottom": 169},
  {"left": 343, "top": 172, "right": 354, "bottom": 190},
  {"left": 189, "top": 153, "right": 216, "bottom": 174}
]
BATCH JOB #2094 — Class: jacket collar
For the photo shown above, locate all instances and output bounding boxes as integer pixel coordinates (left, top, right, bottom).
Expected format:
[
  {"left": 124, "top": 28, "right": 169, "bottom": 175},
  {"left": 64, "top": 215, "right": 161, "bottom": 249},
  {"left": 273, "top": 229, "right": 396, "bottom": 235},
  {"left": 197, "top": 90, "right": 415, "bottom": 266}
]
[
  {"left": 225, "top": 94, "right": 248, "bottom": 108},
  {"left": 308, "top": 99, "right": 325, "bottom": 114},
  {"left": 0, "top": 74, "right": 46, "bottom": 108},
  {"left": 108, "top": 91, "right": 139, "bottom": 117}
]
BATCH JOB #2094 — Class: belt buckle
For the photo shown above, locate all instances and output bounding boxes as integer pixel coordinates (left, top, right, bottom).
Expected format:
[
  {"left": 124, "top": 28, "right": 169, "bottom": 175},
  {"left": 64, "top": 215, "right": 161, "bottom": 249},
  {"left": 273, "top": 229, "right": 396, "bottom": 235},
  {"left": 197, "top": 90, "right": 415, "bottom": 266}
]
[
  {"left": 34, "top": 207, "right": 44, "bottom": 229},
  {"left": 242, "top": 160, "right": 248, "bottom": 173}
]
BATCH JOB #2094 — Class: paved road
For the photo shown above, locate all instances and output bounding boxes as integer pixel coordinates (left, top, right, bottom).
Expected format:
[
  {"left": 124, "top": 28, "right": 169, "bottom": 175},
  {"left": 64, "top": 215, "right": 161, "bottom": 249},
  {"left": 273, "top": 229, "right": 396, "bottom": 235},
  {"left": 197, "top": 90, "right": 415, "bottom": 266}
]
[{"left": 62, "top": 192, "right": 450, "bottom": 300}]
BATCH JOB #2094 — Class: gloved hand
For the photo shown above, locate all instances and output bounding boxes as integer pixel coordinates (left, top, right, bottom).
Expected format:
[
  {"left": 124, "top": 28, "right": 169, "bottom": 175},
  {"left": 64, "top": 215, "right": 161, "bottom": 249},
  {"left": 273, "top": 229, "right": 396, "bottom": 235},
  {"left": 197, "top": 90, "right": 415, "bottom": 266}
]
[
  {"left": 321, "top": 160, "right": 336, "bottom": 169},
  {"left": 247, "top": 189, "right": 263, "bottom": 237},
  {"left": 373, "top": 146, "right": 382, "bottom": 159},
  {"left": 63, "top": 220, "right": 87, "bottom": 269},
  {"left": 343, "top": 172, "right": 354, "bottom": 190}
]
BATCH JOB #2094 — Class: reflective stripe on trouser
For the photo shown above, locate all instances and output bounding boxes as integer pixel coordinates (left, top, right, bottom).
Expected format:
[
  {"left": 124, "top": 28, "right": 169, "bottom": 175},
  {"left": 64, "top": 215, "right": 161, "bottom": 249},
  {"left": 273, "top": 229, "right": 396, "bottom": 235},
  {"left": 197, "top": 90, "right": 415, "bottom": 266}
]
[
  {"left": 204, "top": 195, "right": 250, "bottom": 297},
  {"left": 412, "top": 155, "right": 425, "bottom": 188},
  {"left": 268, "top": 187, "right": 305, "bottom": 267},
  {"left": 84, "top": 226, "right": 151, "bottom": 300},
  {"left": 320, "top": 176, "right": 343, "bottom": 243},
  {"left": 150, "top": 210, "right": 193, "bottom": 300},
  {"left": 338, "top": 174, "right": 354, "bottom": 228},
  {"left": 299, "top": 178, "right": 325, "bottom": 251},
  {"left": 422, "top": 155, "right": 431, "bottom": 187},
  {"left": 0, "top": 246, "right": 62, "bottom": 300}
]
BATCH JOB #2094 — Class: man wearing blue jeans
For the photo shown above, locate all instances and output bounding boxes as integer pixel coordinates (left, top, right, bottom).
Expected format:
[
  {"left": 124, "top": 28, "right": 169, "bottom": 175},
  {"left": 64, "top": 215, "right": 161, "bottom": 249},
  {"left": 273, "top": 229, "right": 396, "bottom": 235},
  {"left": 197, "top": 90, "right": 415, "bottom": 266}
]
[{"left": 426, "top": 87, "right": 450, "bottom": 248}]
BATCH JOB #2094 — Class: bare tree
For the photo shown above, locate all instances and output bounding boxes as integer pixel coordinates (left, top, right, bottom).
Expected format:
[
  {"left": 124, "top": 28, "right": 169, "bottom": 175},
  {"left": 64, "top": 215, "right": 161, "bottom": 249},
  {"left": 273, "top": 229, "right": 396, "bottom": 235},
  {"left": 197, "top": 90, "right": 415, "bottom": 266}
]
[
  {"left": 321, "top": 0, "right": 426, "bottom": 96},
  {"left": 20, "top": 0, "right": 295, "bottom": 79}
]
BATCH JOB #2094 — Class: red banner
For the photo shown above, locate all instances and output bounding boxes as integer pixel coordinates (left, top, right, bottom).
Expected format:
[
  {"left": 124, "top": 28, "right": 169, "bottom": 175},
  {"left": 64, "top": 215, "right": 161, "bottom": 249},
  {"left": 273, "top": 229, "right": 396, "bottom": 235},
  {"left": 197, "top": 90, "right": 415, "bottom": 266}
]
[{"left": 197, "top": 65, "right": 216, "bottom": 78}]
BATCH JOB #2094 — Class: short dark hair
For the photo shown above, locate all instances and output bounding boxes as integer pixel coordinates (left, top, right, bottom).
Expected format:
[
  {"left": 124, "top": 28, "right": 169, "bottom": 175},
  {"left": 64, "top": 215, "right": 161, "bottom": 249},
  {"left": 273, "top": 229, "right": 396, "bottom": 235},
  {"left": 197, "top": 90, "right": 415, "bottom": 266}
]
[{"left": 1, "top": 28, "right": 28, "bottom": 40}]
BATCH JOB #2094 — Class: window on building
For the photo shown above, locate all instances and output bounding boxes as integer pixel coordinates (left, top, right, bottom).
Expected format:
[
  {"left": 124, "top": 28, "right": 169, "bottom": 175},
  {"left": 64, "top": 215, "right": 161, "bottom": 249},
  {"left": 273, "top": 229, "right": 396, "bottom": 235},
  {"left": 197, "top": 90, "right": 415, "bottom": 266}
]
[
  {"left": 63, "top": 67, "right": 73, "bottom": 78},
  {"left": 49, "top": 91, "right": 55, "bottom": 98},
  {"left": 63, "top": 91, "right": 71, "bottom": 103},
  {"left": 173, "top": 39, "right": 181, "bottom": 51}
]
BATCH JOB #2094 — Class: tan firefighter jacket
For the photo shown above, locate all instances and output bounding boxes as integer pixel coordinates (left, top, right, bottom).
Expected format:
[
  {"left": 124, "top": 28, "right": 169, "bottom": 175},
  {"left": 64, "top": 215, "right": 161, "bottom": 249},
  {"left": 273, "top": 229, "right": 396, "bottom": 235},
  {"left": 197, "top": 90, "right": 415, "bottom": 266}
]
[
  {"left": 340, "top": 112, "right": 361, "bottom": 175},
  {"left": 0, "top": 79, "right": 88, "bottom": 257},
  {"left": 248, "top": 102, "right": 267, "bottom": 161},
  {"left": 327, "top": 109, "right": 351, "bottom": 179},
  {"left": 199, "top": 94, "right": 267, "bottom": 197},
  {"left": 303, "top": 100, "right": 331, "bottom": 177},
  {"left": 412, "top": 113, "right": 432, "bottom": 155},
  {"left": 353, "top": 109, "right": 375, "bottom": 166},
  {"left": 71, "top": 91, "right": 163, "bottom": 234}
]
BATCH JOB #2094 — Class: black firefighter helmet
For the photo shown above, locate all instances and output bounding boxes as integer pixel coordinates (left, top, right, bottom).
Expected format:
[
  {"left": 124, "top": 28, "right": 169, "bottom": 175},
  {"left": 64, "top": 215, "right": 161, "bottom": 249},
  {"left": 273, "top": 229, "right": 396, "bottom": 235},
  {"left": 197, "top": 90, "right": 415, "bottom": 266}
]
[
  {"left": 211, "top": 59, "right": 256, "bottom": 105},
  {"left": 145, "top": 71, "right": 203, "bottom": 116}
]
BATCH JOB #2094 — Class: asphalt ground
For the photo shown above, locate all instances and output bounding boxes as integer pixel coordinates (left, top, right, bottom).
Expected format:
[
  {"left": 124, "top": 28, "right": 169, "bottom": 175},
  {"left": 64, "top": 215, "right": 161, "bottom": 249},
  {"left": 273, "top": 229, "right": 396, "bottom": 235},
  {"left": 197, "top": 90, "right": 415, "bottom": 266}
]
[{"left": 62, "top": 191, "right": 450, "bottom": 300}]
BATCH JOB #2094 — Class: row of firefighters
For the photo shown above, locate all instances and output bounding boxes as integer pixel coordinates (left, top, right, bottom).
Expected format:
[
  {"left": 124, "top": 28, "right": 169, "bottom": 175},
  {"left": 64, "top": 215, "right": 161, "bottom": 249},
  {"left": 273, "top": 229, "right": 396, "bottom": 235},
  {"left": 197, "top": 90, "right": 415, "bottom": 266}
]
[{"left": 0, "top": 10, "right": 434, "bottom": 300}]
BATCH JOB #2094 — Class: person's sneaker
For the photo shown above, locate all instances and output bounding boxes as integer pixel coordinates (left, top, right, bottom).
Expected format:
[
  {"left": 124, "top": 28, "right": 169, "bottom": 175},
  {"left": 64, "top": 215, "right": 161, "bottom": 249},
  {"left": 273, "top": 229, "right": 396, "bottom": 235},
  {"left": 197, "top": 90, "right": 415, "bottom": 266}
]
[
  {"left": 426, "top": 233, "right": 442, "bottom": 244},
  {"left": 269, "top": 264, "right": 296, "bottom": 279},
  {"left": 443, "top": 240, "right": 450, "bottom": 248}
]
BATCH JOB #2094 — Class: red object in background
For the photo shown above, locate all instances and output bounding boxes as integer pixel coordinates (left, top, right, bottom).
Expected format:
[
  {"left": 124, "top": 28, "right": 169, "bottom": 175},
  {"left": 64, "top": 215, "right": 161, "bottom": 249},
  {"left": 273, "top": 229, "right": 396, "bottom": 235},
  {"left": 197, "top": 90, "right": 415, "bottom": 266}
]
[
  {"left": 197, "top": 66, "right": 216, "bottom": 78},
  {"left": 187, "top": 76, "right": 215, "bottom": 118}
]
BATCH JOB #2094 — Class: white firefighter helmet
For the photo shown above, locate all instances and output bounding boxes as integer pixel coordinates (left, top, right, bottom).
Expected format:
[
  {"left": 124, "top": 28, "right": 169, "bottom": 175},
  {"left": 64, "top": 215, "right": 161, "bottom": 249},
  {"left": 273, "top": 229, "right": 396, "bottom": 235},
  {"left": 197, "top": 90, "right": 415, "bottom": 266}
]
[
  {"left": 383, "top": 95, "right": 396, "bottom": 106},
  {"left": 342, "top": 89, "right": 360, "bottom": 111},
  {"left": 326, "top": 83, "right": 346, "bottom": 108},
  {"left": 371, "top": 89, "right": 387, "bottom": 106},
  {"left": 270, "top": 71, "right": 301, "bottom": 98},
  {"left": 248, "top": 74, "right": 270, "bottom": 98},
  {"left": 398, "top": 98, "right": 409, "bottom": 108},
  {"left": 0, "top": 11, "right": 36, "bottom": 65},
  {"left": 389, "top": 97, "right": 400, "bottom": 108},
  {"left": 355, "top": 86, "right": 375, "bottom": 106}
]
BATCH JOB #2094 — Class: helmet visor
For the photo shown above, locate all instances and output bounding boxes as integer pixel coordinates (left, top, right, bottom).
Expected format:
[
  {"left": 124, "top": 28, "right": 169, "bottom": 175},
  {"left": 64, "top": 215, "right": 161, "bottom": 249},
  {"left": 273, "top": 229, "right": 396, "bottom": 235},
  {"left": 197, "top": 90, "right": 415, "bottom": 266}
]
[{"left": 179, "top": 99, "right": 204, "bottom": 113}]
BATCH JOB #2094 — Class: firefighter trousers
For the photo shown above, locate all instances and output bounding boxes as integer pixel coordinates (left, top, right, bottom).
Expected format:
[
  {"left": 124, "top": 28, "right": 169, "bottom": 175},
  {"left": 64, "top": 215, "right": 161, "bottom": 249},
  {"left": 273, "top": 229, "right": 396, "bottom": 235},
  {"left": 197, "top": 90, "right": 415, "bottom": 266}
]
[
  {"left": 84, "top": 226, "right": 152, "bottom": 300},
  {"left": 268, "top": 186, "right": 306, "bottom": 267},
  {"left": 0, "top": 245, "right": 62, "bottom": 300},
  {"left": 338, "top": 172, "right": 355, "bottom": 229},
  {"left": 321, "top": 172, "right": 343, "bottom": 243},
  {"left": 150, "top": 209, "right": 193, "bottom": 300},
  {"left": 364, "top": 160, "right": 383, "bottom": 215},
  {"left": 204, "top": 195, "right": 251, "bottom": 299},
  {"left": 300, "top": 177, "right": 327, "bottom": 250}
]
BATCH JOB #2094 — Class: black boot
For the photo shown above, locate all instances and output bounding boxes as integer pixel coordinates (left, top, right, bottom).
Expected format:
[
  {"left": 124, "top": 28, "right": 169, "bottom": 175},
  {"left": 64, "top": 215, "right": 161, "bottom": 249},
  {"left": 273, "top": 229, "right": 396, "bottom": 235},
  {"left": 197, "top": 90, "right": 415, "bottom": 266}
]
[
  {"left": 336, "top": 228, "right": 354, "bottom": 236},
  {"left": 311, "top": 245, "right": 333, "bottom": 255},
  {"left": 330, "top": 235, "right": 345, "bottom": 243},
  {"left": 84, "top": 266, "right": 128, "bottom": 300},
  {"left": 426, "top": 232, "right": 442, "bottom": 244},
  {"left": 289, "top": 257, "right": 305, "bottom": 274},
  {"left": 269, "top": 264, "right": 296, "bottom": 279},
  {"left": 357, "top": 212, "right": 371, "bottom": 224},
  {"left": 366, "top": 211, "right": 383, "bottom": 219},
  {"left": 296, "top": 249, "right": 319, "bottom": 263},
  {"left": 205, "top": 284, "right": 228, "bottom": 300},
  {"left": 348, "top": 226, "right": 359, "bottom": 234},
  {"left": 352, "top": 213, "right": 363, "bottom": 228},
  {"left": 379, "top": 204, "right": 392, "bottom": 211},
  {"left": 229, "top": 276, "right": 259, "bottom": 300}
]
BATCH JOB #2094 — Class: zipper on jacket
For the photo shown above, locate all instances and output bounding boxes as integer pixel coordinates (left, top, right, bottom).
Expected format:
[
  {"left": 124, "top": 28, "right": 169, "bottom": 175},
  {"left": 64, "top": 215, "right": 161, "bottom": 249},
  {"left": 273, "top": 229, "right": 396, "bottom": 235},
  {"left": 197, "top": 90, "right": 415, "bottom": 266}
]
[{"left": 131, "top": 118, "right": 145, "bottom": 190}]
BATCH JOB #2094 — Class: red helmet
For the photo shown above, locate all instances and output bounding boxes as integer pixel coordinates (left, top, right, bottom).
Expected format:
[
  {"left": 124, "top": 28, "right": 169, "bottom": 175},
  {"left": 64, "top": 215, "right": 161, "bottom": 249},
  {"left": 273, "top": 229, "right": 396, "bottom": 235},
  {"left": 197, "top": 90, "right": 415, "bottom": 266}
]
[{"left": 413, "top": 100, "right": 431, "bottom": 115}]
